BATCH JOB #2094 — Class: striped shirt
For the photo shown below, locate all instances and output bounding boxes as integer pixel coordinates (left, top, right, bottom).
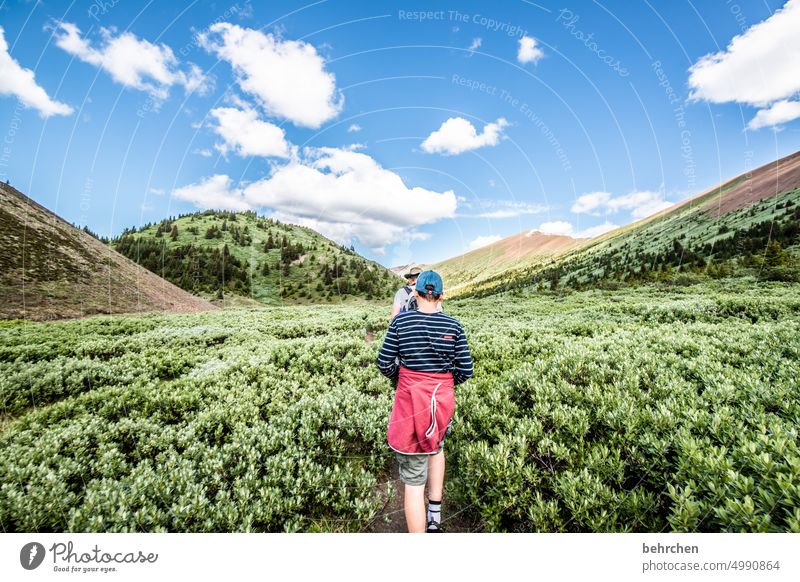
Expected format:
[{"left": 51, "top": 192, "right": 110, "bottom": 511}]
[{"left": 376, "top": 310, "right": 473, "bottom": 384}]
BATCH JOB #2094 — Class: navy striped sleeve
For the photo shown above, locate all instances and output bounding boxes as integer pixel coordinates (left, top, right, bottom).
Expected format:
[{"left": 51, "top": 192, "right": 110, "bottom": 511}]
[
  {"left": 376, "top": 317, "right": 400, "bottom": 379},
  {"left": 452, "top": 324, "right": 473, "bottom": 385}
]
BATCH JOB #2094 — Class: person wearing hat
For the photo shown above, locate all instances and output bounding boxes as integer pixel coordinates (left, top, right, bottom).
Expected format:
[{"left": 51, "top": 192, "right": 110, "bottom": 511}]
[
  {"left": 391, "top": 266, "right": 442, "bottom": 319},
  {"left": 376, "top": 270, "right": 473, "bottom": 532}
]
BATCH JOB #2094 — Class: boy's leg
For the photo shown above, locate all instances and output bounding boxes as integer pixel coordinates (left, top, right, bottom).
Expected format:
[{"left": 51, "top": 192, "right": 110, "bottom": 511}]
[
  {"left": 426, "top": 450, "right": 445, "bottom": 531},
  {"left": 427, "top": 450, "right": 445, "bottom": 501},
  {"left": 396, "top": 452, "right": 431, "bottom": 533},
  {"left": 403, "top": 484, "right": 426, "bottom": 533}
]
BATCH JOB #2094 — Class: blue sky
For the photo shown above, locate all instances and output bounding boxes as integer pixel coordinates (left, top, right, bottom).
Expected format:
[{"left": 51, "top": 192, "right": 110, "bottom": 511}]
[{"left": 1, "top": 0, "right": 799, "bottom": 266}]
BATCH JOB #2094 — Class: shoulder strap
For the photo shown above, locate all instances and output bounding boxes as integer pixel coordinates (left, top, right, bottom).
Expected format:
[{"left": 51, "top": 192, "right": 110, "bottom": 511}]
[{"left": 401, "top": 286, "right": 416, "bottom": 311}]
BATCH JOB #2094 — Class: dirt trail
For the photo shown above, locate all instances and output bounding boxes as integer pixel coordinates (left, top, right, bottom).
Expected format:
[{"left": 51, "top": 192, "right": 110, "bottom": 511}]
[{"left": 365, "top": 460, "right": 480, "bottom": 533}]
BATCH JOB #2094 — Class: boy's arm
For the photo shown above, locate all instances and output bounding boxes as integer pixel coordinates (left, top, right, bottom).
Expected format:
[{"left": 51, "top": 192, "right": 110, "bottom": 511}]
[
  {"left": 452, "top": 325, "right": 473, "bottom": 385},
  {"left": 376, "top": 318, "right": 400, "bottom": 379}
]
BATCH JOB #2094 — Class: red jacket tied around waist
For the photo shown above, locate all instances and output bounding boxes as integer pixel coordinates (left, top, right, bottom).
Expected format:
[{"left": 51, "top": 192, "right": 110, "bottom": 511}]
[{"left": 387, "top": 366, "right": 455, "bottom": 455}]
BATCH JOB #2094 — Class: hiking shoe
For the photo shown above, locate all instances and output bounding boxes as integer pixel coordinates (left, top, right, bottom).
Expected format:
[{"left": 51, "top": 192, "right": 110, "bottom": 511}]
[{"left": 426, "top": 520, "right": 443, "bottom": 533}]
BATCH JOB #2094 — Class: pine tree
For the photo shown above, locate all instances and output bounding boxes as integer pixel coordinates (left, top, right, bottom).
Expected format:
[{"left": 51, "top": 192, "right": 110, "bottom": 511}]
[{"left": 764, "top": 240, "right": 788, "bottom": 268}]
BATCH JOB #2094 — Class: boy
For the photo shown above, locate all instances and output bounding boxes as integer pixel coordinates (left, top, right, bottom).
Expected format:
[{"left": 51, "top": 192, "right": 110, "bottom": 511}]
[{"left": 376, "top": 270, "right": 473, "bottom": 532}]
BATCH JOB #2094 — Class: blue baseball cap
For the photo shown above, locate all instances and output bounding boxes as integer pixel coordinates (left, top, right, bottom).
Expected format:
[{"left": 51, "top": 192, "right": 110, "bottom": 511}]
[{"left": 415, "top": 270, "right": 443, "bottom": 296}]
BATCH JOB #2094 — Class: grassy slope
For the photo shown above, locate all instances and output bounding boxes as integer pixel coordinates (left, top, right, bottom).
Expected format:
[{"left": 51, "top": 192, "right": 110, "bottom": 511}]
[
  {"left": 0, "top": 182, "right": 217, "bottom": 321},
  {"left": 431, "top": 231, "right": 586, "bottom": 293},
  {"left": 111, "top": 210, "right": 403, "bottom": 306},
  {"left": 452, "top": 150, "right": 800, "bottom": 297}
]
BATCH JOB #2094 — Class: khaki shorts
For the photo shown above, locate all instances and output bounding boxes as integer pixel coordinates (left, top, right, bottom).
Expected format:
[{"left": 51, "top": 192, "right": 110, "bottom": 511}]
[{"left": 394, "top": 421, "right": 452, "bottom": 486}]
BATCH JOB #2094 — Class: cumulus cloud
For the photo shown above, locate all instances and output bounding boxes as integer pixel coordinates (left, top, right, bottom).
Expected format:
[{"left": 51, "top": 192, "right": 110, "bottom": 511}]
[
  {"left": 532, "top": 220, "right": 618, "bottom": 239},
  {"left": 197, "top": 23, "right": 343, "bottom": 128},
  {"left": 0, "top": 26, "right": 73, "bottom": 117},
  {"left": 172, "top": 174, "right": 251, "bottom": 211},
  {"left": 347, "top": 123, "right": 362, "bottom": 132},
  {"left": 747, "top": 99, "right": 800, "bottom": 130},
  {"left": 52, "top": 21, "right": 210, "bottom": 101},
  {"left": 570, "top": 191, "right": 612, "bottom": 215},
  {"left": 171, "top": 147, "right": 456, "bottom": 251},
  {"left": 571, "top": 190, "right": 673, "bottom": 219},
  {"left": 468, "top": 235, "right": 501, "bottom": 251},
  {"left": 421, "top": 117, "right": 509, "bottom": 155},
  {"left": 687, "top": 0, "right": 800, "bottom": 129},
  {"left": 209, "top": 107, "right": 291, "bottom": 158},
  {"left": 536, "top": 220, "right": 575, "bottom": 236},
  {"left": 517, "top": 35, "right": 544, "bottom": 64},
  {"left": 467, "top": 38, "right": 482, "bottom": 53},
  {"left": 578, "top": 221, "right": 619, "bottom": 238},
  {"left": 606, "top": 191, "right": 673, "bottom": 219}
]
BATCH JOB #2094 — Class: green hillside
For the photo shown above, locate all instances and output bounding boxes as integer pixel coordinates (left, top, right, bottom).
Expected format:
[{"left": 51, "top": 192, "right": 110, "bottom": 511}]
[
  {"left": 110, "top": 210, "right": 401, "bottom": 305},
  {"left": 431, "top": 230, "right": 586, "bottom": 294},
  {"left": 457, "top": 154, "right": 800, "bottom": 298}
]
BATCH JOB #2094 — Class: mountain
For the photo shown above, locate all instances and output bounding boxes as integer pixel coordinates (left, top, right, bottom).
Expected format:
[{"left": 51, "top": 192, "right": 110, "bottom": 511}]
[
  {"left": 453, "top": 150, "right": 800, "bottom": 298},
  {"left": 110, "top": 210, "right": 402, "bottom": 305},
  {"left": 0, "top": 182, "right": 217, "bottom": 321},
  {"left": 431, "top": 230, "right": 586, "bottom": 293}
]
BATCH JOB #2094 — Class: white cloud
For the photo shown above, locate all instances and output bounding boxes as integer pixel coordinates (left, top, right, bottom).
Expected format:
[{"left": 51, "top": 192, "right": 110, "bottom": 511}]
[
  {"left": 192, "top": 148, "right": 213, "bottom": 157},
  {"left": 571, "top": 190, "right": 673, "bottom": 219},
  {"left": 198, "top": 23, "right": 343, "bottom": 128},
  {"left": 687, "top": 0, "right": 800, "bottom": 129},
  {"left": 517, "top": 36, "right": 544, "bottom": 64},
  {"left": 347, "top": 123, "right": 362, "bottom": 133},
  {"left": 0, "top": 26, "right": 73, "bottom": 117},
  {"left": 209, "top": 107, "right": 291, "bottom": 158},
  {"left": 467, "top": 38, "right": 482, "bottom": 52},
  {"left": 472, "top": 200, "right": 548, "bottom": 219},
  {"left": 172, "top": 174, "right": 251, "bottom": 212},
  {"left": 578, "top": 221, "right": 618, "bottom": 238},
  {"left": 536, "top": 220, "right": 575, "bottom": 236},
  {"left": 52, "top": 21, "right": 210, "bottom": 101},
  {"left": 532, "top": 220, "right": 618, "bottom": 239},
  {"left": 244, "top": 147, "right": 456, "bottom": 247},
  {"left": 606, "top": 190, "right": 674, "bottom": 219},
  {"left": 747, "top": 99, "right": 800, "bottom": 129},
  {"left": 571, "top": 191, "right": 612, "bottom": 215},
  {"left": 171, "top": 147, "right": 456, "bottom": 249},
  {"left": 149, "top": 187, "right": 165, "bottom": 196},
  {"left": 468, "top": 235, "right": 501, "bottom": 250},
  {"left": 421, "top": 117, "right": 509, "bottom": 155}
]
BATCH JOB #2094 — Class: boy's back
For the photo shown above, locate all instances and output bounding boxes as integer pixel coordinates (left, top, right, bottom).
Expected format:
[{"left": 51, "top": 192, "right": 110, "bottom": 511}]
[{"left": 376, "top": 310, "right": 473, "bottom": 384}]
